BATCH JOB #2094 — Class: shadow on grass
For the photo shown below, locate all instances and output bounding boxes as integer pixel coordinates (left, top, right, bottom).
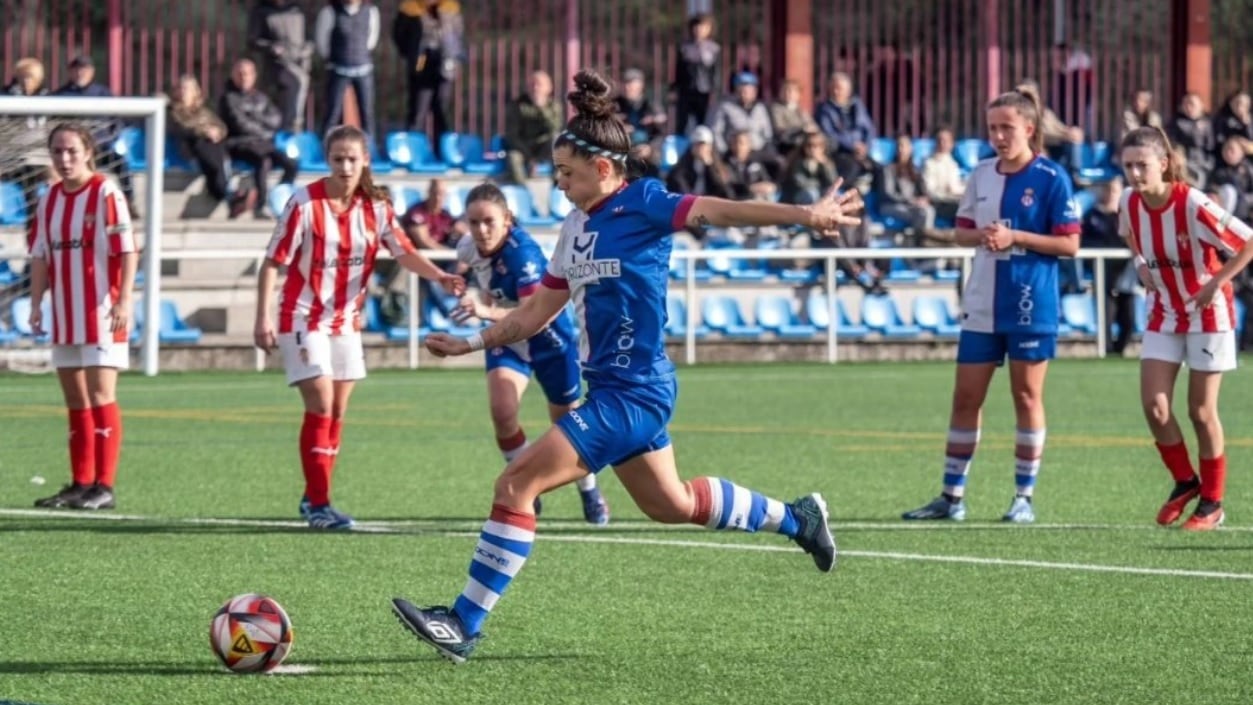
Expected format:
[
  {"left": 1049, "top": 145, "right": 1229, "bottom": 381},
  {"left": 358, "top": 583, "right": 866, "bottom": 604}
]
[{"left": 0, "top": 652, "right": 581, "bottom": 677}]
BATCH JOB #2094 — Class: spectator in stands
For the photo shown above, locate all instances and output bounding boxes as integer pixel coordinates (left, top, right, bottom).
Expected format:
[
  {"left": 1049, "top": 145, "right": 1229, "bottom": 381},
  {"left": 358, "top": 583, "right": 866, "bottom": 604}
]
[
  {"left": 921, "top": 126, "right": 965, "bottom": 224},
  {"left": 770, "top": 79, "right": 817, "bottom": 159},
  {"left": 1208, "top": 138, "right": 1253, "bottom": 218},
  {"left": 393, "top": 0, "right": 463, "bottom": 160},
  {"left": 1121, "top": 88, "right": 1163, "bottom": 140},
  {"left": 396, "top": 177, "right": 468, "bottom": 299},
  {"left": 504, "top": 71, "right": 561, "bottom": 185},
  {"left": 1166, "top": 93, "right": 1215, "bottom": 188},
  {"left": 316, "top": 0, "right": 380, "bottom": 141},
  {"left": 52, "top": 56, "right": 139, "bottom": 218},
  {"left": 1080, "top": 176, "right": 1136, "bottom": 355},
  {"left": 814, "top": 72, "right": 876, "bottom": 158},
  {"left": 1212, "top": 90, "right": 1253, "bottom": 162},
  {"left": 724, "top": 130, "right": 775, "bottom": 202},
  {"left": 709, "top": 72, "right": 776, "bottom": 176},
  {"left": 1017, "top": 79, "right": 1083, "bottom": 178},
  {"left": 665, "top": 126, "right": 733, "bottom": 208},
  {"left": 1, "top": 58, "right": 51, "bottom": 224},
  {"left": 671, "top": 12, "right": 720, "bottom": 136},
  {"left": 249, "top": 0, "right": 314, "bottom": 133},
  {"left": 878, "top": 134, "right": 936, "bottom": 246},
  {"left": 220, "top": 58, "right": 299, "bottom": 220},
  {"left": 1051, "top": 43, "right": 1095, "bottom": 133},
  {"left": 614, "top": 68, "right": 666, "bottom": 170},
  {"left": 168, "top": 74, "right": 256, "bottom": 218}
]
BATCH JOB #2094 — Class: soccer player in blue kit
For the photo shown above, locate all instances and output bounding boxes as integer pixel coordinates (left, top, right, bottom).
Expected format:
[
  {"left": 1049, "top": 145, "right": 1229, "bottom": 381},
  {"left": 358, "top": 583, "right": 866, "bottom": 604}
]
[
  {"left": 390, "top": 69, "right": 862, "bottom": 663},
  {"left": 450, "top": 182, "right": 609, "bottom": 525},
  {"left": 902, "top": 88, "right": 1081, "bottom": 524}
]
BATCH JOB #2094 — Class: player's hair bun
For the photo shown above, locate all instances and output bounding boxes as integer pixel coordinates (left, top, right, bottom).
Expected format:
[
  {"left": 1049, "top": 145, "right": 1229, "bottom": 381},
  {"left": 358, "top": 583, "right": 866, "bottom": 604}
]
[{"left": 568, "top": 69, "right": 616, "bottom": 120}]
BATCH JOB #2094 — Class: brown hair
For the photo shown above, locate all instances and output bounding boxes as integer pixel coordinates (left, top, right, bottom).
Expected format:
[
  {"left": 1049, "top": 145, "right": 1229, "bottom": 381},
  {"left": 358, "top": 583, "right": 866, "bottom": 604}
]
[
  {"left": 324, "top": 125, "right": 390, "bottom": 202},
  {"left": 47, "top": 122, "right": 98, "bottom": 170},
  {"left": 990, "top": 87, "right": 1044, "bottom": 154},
  {"left": 464, "top": 182, "right": 516, "bottom": 227},
  {"left": 1120, "top": 125, "right": 1187, "bottom": 183},
  {"left": 553, "top": 69, "right": 633, "bottom": 176}
]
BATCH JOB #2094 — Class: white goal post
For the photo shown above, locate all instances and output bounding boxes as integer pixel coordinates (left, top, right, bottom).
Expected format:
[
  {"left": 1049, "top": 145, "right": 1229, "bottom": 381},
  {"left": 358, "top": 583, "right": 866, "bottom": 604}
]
[{"left": 0, "top": 95, "right": 167, "bottom": 376}]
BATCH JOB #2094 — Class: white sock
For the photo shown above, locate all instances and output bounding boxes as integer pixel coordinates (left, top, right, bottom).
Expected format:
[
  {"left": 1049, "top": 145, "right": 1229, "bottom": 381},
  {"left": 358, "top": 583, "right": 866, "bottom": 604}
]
[{"left": 575, "top": 474, "right": 596, "bottom": 492}]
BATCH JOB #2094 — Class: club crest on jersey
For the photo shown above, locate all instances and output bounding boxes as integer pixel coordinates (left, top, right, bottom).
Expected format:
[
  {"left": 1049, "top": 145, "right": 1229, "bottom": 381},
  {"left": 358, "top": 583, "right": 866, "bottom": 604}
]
[
  {"left": 1020, "top": 188, "right": 1035, "bottom": 207},
  {"left": 564, "top": 230, "right": 621, "bottom": 285}
]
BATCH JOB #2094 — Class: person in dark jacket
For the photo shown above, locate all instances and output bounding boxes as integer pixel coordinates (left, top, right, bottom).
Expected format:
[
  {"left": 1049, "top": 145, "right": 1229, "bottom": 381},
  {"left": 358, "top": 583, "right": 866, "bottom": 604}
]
[
  {"left": 503, "top": 71, "right": 561, "bottom": 184},
  {"left": 52, "top": 55, "right": 138, "bottom": 215},
  {"left": 1166, "top": 93, "right": 1215, "bottom": 189},
  {"left": 393, "top": 0, "right": 463, "bottom": 159},
  {"left": 248, "top": 0, "right": 314, "bottom": 133},
  {"left": 219, "top": 59, "right": 299, "bottom": 219},
  {"left": 671, "top": 13, "right": 720, "bottom": 136},
  {"left": 316, "top": 0, "right": 380, "bottom": 140}
]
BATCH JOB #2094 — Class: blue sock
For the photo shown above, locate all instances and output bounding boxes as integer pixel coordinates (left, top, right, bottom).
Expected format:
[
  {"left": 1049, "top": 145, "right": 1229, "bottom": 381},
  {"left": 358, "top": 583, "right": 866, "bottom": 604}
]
[
  {"left": 451, "top": 504, "right": 535, "bottom": 636},
  {"left": 688, "top": 477, "right": 800, "bottom": 537}
]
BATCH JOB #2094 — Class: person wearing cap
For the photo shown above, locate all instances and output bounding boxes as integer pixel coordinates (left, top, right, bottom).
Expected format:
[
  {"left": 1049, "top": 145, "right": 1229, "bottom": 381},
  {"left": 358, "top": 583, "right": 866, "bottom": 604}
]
[
  {"left": 709, "top": 71, "right": 776, "bottom": 175},
  {"left": 664, "top": 125, "right": 733, "bottom": 214},
  {"left": 52, "top": 55, "right": 139, "bottom": 217}
]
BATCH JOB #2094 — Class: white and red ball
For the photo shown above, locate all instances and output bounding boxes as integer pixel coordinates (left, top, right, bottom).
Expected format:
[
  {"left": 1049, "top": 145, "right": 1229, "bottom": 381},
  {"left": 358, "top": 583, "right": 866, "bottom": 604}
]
[{"left": 210, "top": 593, "right": 294, "bottom": 673}]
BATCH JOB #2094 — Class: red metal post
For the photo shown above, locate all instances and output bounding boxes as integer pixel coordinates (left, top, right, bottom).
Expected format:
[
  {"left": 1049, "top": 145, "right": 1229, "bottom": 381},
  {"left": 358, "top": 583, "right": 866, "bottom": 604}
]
[
  {"left": 770, "top": 0, "right": 813, "bottom": 113},
  {"left": 982, "top": 0, "right": 1000, "bottom": 103},
  {"left": 564, "top": 0, "right": 580, "bottom": 93},
  {"left": 1171, "top": 0, "right": 1211, "bottom": 109}
]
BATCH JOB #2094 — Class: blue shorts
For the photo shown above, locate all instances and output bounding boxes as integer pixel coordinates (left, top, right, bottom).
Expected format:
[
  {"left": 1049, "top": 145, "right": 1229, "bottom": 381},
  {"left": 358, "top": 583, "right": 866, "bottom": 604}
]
[
  {"left": 555, "top": 377, "right": 677, "bottom": 472},
  {"left": 956, "top": 330, "right": 1057, "bottom": 365},
  {"left": 486, "top": 346, "right": 582, "bottom": 406}
]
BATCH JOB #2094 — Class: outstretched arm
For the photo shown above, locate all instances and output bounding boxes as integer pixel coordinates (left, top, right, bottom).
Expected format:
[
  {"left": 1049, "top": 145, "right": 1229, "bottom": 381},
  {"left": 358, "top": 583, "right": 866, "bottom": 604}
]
[
  {"left": 682, "top": 181, "right": 862, "bottom": 232},
  {"left": 426, "top": 284, "right": 570, "bottom": 357}
]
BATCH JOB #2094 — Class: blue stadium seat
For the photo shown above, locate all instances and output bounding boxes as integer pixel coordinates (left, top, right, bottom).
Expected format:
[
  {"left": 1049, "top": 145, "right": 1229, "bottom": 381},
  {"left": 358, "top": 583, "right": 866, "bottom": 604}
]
[
  {"left": 0, "top": 258, "right": 19, "bottom": 285},
  {"left": 549, "top": 183, "right": 574, "bottom": 220},
  {"left": 754, "top": 296, "right": 817, "bottom": 338},
  {"left": 0, "top": 181, "right": 26, "bottom": 225},
  {"left": 442, "top": 133, "right": 501, "bottom": 174},
  {"left": 390, "top": 185, "right": 423, "bottom": 215},
  {"left": 500, "top": 184, "right": 556, "bottom": 227},
  {"left": 361, "top": 295, "right": 385, "bottom": 333},
  {"left": 281, "top": 131, "right": 330, "bottom": 173},
  {"left": 0, "top": 318, "right": 18, "bottom": 345},
  {"left": 661, "top": 135, "right": 688, "bottom": 171},
  {"left": 700, "top": 295, "right": 763, "bottom": 338},
  {"left": 385, "top": 131, "right": 447, "bottom": 174},
  {"left": 911, "top": 295, "right": 962, "bottom": 338},
  {"left": 1235, "top": 297, "right": 1247, "bottom": 340},
  {"left": 1078, "top": 141, "right": 1120, "bottom": 183},
  {"left": 664, "top": 294, "right": 709, "bottom": 338},
  {"left": 134, "top": 300, "right": 203, "bottom": 344},
  {"left": 10, "top": 296, "right": 51, "bottom": 342},
  {"left": 445, "top": 186, "right": 467, "bottom": 218},
  {"left": 267, "top": 182, "right": 295, "bottom": 218},
  {"left": 911, "top": 138, "right": 936, "bottom": 167},
  {"left": 668, "top": 240, "right": 712, "bottom": 282},
  {"left": 860, "top": 294, "right": 922, "bottom": 338},
  {"left": 862, "top": 191, "right": 909, "bottom": 232},
  {"left": 805, "top": 292, "right": 868, "bottom": 338},
  {"left": 115, "top": 126, "right": 147, "bottom": 170},
  {"left": 869, "top": 137, "right": 897, "bottom": 166},
  {"left": 1132, "top": 293, "right": 1147, "bottom": 335},
  {"left": 887, "top": 257, "right": 922, "bottom": 282},
  {"left": 954, "top": 138, "right": 993, "bottom": 172},
  {"left": 369, "top": 140, "right": 395, "bottom": 174},
  {"left": 1060, "top": 293, "right": 1098, "bottom": 335}
]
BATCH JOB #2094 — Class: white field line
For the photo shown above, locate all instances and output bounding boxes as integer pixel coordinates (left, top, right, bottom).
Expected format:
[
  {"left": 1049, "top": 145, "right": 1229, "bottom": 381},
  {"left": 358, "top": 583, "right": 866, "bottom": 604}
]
[{"left": 3, "top": 508, "right": 1251, "bottom": 581}]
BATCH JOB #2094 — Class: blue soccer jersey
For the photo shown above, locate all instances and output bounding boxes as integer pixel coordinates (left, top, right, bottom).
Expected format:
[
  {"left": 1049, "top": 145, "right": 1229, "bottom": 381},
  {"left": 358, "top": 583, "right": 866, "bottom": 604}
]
[
  {"left": 542, "top": 178, "right": 695, "bottom": 385},
  {"left": 955, "top": 156, "right": 1081, "bottom": 335},
  {"left": 458, "top": 226, "right": 577, "bottom": 358}
]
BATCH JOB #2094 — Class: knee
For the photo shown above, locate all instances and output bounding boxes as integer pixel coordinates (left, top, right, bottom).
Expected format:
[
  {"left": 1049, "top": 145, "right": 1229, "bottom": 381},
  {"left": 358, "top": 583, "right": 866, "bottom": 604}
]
[
  {"left": 951, "top": 387, "right": 983, "bottom": 416},
  {"left": 488, "top": 398, "right": 519, "bottom": 433},
  {"left": 1188, "top": 403, "right": 1217, "bottom": 428},
  {"left": 1011, "top": 387, "right": 1042, "bottom": 416},
  {"left": 1142, "top": 395, "right": 1172, "bottom": 428},
  {"left": 492, "top": 464, "right": 535, "bottom": 504}
]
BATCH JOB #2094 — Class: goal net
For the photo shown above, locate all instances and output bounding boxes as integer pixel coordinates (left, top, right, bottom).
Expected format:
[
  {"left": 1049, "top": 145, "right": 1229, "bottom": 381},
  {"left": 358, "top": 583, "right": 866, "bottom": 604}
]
[{"left": 0, "top": 96, "right": 167, "bottom": 375}]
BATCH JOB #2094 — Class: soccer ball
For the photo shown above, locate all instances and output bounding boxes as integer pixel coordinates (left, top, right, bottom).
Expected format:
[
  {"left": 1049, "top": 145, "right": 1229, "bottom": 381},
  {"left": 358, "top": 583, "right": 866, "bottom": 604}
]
[{"left": 209, "top": 593, "right": 294, "bottom": 673}]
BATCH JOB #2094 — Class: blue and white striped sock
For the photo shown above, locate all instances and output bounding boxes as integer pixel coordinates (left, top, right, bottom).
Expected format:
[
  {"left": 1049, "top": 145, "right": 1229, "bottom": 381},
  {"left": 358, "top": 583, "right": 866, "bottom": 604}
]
[
  {"left": 688, "top": 477, "right": 799, "bottom": 537},
  {"left": 1014, "top": 428, "right": 1046, "bottom": 497},
  {"left": 942, "top": 428, "right": 980, "bottom": 499},
  {"left": 452, "top": 504, "right": 536, "bottom": 636}
]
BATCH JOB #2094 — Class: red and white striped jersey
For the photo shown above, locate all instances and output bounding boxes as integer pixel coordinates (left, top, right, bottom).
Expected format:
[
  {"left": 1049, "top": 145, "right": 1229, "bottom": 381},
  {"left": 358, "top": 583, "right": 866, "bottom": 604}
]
[
  {"left": 266, "top": 179, "right": 416, "bottom": 335},
  {"left": 27, "top": 174, "right": 135, "bottom": 345},
  {"left": 1120, "top": 182, "right": 1253, "bottom": 334}
]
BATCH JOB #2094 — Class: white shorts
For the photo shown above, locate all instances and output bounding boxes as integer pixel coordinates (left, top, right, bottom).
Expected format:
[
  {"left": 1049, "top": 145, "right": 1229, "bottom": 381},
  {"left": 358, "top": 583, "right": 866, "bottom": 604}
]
[
  {"left": 278, "top": 331, "right": 366, "bottom": 386},
  {"left": 1141, "top": 330, "right": 1238, "bottom": 372},
  {"left": 51, "top": 343, "right": 130, "bottom": 370}
]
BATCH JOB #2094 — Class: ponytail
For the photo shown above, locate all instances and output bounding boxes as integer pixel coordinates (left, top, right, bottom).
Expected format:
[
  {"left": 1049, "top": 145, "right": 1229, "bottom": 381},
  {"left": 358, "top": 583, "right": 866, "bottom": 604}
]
[{"left": 357, "top": 165, "right": 390, "bottom": 203}]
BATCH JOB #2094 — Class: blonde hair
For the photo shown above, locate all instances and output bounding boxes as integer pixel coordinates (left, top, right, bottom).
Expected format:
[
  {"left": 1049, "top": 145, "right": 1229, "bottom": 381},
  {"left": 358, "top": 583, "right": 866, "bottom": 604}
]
[
  {"left": 12, "top": 57, "right": 45, "bottom": 89},
  {"left": 324, "top": 125, "right": 390, "bottom": 202}
]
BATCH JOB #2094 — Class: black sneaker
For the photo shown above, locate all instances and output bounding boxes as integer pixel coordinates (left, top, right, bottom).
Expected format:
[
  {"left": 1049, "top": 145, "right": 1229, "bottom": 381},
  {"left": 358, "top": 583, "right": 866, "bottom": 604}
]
[
  {"left": 34, "top": 482, "right": 91, "bottom": 508},
  {"left": 789, "top": 493, "right": 838, "bottom": 573},
  {"left": 69, "top": 484, "right": 116, "bottom": 510},
  {"left": 391, "top": 599, "right": 480, "bottom": 664}
]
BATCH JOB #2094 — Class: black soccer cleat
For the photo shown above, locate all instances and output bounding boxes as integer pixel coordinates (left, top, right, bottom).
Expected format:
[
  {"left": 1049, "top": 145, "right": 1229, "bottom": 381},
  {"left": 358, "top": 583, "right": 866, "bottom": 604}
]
[
  {"left": 789, "top": 493, "right": 838, "bottom": 572},
  {"left": 69, "top": 484, "right": 116, "bottom": 510},
  {"left": 34, "top": 482, "right": 91, "bottom": 509},
  {"left": 391, "top": 599, "right": 480, "bottom": 664}
]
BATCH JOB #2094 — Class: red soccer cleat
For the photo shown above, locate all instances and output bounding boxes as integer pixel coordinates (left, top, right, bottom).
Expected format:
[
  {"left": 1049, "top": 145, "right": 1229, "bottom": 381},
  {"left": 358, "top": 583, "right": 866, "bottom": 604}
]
[
  {"left": 1156, "top": 484, "right": 1201, "bottom": 526},
  {"left": 1181, "top": 507, "right": 1225, "bottom": 532}
]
